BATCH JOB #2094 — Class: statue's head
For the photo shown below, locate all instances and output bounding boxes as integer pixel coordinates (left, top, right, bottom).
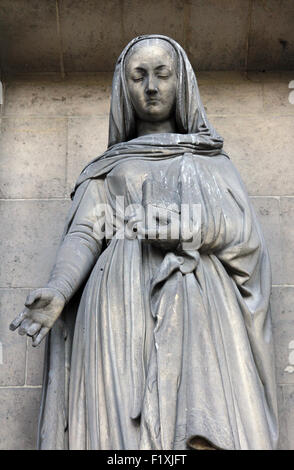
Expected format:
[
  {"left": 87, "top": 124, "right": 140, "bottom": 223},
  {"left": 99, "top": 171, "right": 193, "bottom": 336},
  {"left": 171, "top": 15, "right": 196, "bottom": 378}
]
[
  {"left": 125, "top": 38, "right": 178, "bottom": 124},
  {"left": 108, "top": 35, "right": 223, "bottom": 150}
]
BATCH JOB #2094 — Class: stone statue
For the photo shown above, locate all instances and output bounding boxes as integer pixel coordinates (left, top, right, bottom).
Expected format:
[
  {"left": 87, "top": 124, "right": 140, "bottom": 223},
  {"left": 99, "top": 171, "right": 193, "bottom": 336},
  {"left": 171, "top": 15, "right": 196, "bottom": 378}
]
[{"left": 10, "top": 35, "right": 278, "bottom": 450}]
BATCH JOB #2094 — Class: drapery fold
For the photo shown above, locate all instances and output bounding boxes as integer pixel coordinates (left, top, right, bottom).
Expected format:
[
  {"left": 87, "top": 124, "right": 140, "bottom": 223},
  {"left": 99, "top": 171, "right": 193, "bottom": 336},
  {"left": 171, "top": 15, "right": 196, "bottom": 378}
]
[{"left": 37, "top": 143, "right": 278, "bottom": 450}]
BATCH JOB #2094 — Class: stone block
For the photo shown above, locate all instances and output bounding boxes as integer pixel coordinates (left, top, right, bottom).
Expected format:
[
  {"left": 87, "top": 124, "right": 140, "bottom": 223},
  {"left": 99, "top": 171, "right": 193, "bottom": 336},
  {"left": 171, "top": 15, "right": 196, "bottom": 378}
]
[
  {"left": 250, "top": 198, "right": 281, "bottom": 285},
  {"left": 0, "top": 0, "right": 59, "bottom": 73},
  {"left": 248, "top": 0, "right": 294, "bottom": 71},
  {"left": 198, "top": 71, "right": 263, "bottom": 116},
  {"left": 213, "top": 115, "right": 294, "bottom": 196},
  {"left": 277, "top": 385, "right": 294, "bottom": 450},
  {"left": 0, "top": 0, "right": 293, "bottom": 74},
  {"left": 3, "top": 73, "right": 112, "bottom": 117},
  {"left": 0, "top": 289, "right": 30, "bottom": 386},
  {"left": 248, "top": 71, "right": 294, "bottom": 84},
  {"left": 26, "top": 337, "right": 45, "bottom": 387},
  {"left": 247, "top": 71, "right": 294, "bottom": 116},
  {"left": 271, "top": 287, "right": 294, "bottom": 385},
  {"left": 0, "top": 117, "right": 67, "bottom": 199},
  {"left": 276, "top": 385, "right": 287, "bottom": 449},
  {"left": 60, "top": 0, "right": 124, "bottom": 72},
  {"left": 122, "top": 0, "right": 185, "bottom": 49},
  {"left": 280, "top": 198, "right": 294, "bottom": 285},
  {"left": 248, "top": 70, "right": 294, "bottom": 116},
  {"left": 0, "top": 199, "right": 71, "bottom": 288},
  {"left": 67, "top": 116, "right": 109, "bottom": 195},
  {"left": 0, "top": 387, "right": 41, "bottom": 450},
  {"left": 187, "top": 0, "right": 250, "bottom": 70},
  {"left": 263, "top": 74, "right": 294, "bottom": 115}
]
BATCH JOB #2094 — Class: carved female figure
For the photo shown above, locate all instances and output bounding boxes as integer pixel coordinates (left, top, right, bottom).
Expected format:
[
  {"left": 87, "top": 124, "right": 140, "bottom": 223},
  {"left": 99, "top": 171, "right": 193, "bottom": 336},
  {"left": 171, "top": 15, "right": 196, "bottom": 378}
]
[{"left": 10, "top": 35, "right": 278, "bottom": 450}]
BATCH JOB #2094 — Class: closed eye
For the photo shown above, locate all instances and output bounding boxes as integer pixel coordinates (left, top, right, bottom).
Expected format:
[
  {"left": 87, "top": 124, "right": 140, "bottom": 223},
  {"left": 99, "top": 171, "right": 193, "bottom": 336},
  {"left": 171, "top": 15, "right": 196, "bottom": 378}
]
[{"left": 155, "top": 66, "right": 172, "bottom": 79}]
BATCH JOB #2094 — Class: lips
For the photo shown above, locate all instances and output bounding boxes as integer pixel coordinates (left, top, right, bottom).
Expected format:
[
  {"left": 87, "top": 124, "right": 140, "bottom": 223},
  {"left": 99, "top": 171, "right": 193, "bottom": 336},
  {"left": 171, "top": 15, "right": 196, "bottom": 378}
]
[{"left": 146, "top": 98, "right": 160, "bottom": 105}]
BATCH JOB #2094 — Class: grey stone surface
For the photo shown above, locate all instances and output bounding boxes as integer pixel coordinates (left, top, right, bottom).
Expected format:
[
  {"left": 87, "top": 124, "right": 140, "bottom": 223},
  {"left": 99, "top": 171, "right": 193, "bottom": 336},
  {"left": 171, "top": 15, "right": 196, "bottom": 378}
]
[
  {"left": 0, "top": 1, "right": 293, "bottom": 73},
  {"left": 250, "top": 198, "right": 281, "bottom": 285},
  {"left": 214, "top": 115, "right": 294, "bottom": 196},
  {"left": 0, "top": 200, "right": 71, "bottom": 288},
  {"left": 67, "top": 115, "right": 109, "bottom": 194},
  {"left": 0, "top": 0, "right": 60, "bottom": 73},
  {"left": 0, "top": 289, "right": 29, "bottom": 386},
  {"left": 0, "top": 117, "right": 67, "bottom": 199},
  {"left": 3, "top": 74, "right": 112, "bottom": 117},
  {"left": 187, "top": 0, "right": 250, "bottom": 70},
  {"left": 0, "top": 387, "right": 42, "bottom": 450},
  {"left": 246, "top": 71, "right": 294, "bottom": 115},
  {"left": 271, "top": 287, "right": 294, "bottom": 385},
  {"left": 280, "top": 198, "right": 294, "bottom": 285},
  {"left": 60, "top": 0, "right": 124, "bottom": 72},
  {"left": 277, "top": 385, "right": 294, "bottom": 450},
  {"left": 277, "top": 385, "right": 288, "bottom": 450},
  {"left": 26, "top": 338, "right": 45, "bottom": 387},
  {"left": 198, "top": 71, "right": 263, "bottom": 116},
  {"left": 249, "top": 0, "right": 294, "bottom": 71},
  {"left": 123, "top": 0, "right": 185, "bottom": 50},
  {"left": 262, "top": 73, "right": 294, "bottom": 115},
  {"left": 248, "top": 70, "right": 294, "bottom": 84}
]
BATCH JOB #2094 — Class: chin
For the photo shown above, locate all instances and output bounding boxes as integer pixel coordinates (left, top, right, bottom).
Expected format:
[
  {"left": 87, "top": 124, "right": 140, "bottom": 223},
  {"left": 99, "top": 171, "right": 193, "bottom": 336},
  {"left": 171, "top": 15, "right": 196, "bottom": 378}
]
[{"left": 145, "top": 109, "right": 168, "bottom": 122}]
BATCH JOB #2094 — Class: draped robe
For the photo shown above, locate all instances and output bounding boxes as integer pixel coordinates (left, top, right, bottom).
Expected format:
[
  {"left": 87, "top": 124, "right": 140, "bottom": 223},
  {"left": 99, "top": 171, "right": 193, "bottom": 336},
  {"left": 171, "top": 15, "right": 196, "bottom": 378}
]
[{"left": 37, "top": 134, "right": 278, "bottom": 450}]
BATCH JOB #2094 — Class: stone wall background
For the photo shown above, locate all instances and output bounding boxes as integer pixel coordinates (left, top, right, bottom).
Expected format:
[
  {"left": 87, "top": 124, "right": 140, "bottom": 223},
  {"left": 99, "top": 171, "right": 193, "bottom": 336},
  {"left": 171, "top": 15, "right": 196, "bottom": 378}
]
[{"left": 0, "top": 71, "right": 293, "bottom": 449}]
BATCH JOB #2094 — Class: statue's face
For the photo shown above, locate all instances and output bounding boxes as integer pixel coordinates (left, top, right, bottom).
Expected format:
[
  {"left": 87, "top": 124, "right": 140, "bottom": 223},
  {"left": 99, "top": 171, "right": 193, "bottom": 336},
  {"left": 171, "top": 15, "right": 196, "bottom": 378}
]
[{"left": 125, "top": 42, "right": 177, "bottom": 123}]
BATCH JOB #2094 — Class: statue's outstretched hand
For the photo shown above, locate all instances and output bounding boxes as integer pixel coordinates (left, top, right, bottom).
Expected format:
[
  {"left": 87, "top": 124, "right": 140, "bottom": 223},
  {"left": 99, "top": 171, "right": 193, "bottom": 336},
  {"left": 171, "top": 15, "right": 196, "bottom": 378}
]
[{"left": 9, "top": 288, "right": 65, "bottom": 347}]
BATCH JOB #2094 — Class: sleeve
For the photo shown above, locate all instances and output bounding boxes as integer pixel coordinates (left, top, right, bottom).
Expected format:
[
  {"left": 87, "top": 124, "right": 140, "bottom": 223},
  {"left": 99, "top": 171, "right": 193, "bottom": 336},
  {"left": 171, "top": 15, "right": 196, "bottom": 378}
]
[
  {"left": 46, "top": 178, "right": 106, "bottom": 303},
  {"left": 215, "top": 167, "right": 271, "bottom": 313},
  {"left": 213, "top": 165, "right": 278, "bottom": 444}
]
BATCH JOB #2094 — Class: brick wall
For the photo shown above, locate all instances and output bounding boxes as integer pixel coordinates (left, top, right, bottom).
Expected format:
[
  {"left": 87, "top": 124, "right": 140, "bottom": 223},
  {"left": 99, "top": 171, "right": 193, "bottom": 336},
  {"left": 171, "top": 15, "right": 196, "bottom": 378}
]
[{"left": 0, "top": 71, "right": 293, "bottom": 449}]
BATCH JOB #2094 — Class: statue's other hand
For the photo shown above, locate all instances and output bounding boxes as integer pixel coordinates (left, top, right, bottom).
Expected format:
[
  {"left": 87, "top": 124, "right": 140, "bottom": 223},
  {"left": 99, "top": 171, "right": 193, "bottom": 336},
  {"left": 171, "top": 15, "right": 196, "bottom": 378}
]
[
  {"left": 9, "top": 288, "right": 65, "bottom": 347},
  {"left": 137, "top": 207, "right": 181, "bottom": 250}
]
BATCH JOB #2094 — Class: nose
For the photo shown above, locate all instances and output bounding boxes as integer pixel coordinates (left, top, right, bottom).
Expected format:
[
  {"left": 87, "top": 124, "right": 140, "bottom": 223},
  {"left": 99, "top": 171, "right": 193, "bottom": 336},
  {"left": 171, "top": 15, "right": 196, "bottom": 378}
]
[{"left": 145, "top": 76, "right": 158, "bottom": 95}]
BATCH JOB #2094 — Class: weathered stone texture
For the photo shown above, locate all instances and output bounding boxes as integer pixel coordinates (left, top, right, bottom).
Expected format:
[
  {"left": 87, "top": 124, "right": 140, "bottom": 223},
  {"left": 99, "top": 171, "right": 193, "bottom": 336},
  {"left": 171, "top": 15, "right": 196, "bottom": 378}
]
[
  {"left": 271, "top": 287, "right": 294, "bottom": 386},
  {"left": 0, "top": 388, "right": 42, "bottom": 450},
  {"left": 67, "top": 115, "right": 109, "bottom": 194},
  {"left": 280, "top": 198, "right": 294, "bottom": 285},
  {"left": 26, "top": 338, "right": 45, "bottom": 387},
  {"left": 0, "top": 289, "right": 29, "bottom": 386},
  {"left": 251, "top": 198, "right": 281, "bottom": 285},
  {"left": 0, "top": 117, "right": 67, "bottom": 199},
  {"left": 214, "top": 115, "right": 294, "bottom": 197},
  {"left": 278, "top": 385, "right": 294, "bottom": 450},
  {"left": 0, "top": 200, "right": 71, "bottom": 288},
  {"left": 3, "top": 74, "right": 112, "bottom": 117}
]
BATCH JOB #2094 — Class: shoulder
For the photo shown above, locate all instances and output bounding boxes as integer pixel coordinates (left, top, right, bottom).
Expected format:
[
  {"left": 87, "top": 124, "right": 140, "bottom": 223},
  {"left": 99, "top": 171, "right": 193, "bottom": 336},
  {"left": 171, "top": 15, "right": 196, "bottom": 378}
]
[
  {"left": 197, "top": 154, "right": 250, "bottom": 198},
  {"left": 207, "top": 154, "right": 245, "bottom": 181}
]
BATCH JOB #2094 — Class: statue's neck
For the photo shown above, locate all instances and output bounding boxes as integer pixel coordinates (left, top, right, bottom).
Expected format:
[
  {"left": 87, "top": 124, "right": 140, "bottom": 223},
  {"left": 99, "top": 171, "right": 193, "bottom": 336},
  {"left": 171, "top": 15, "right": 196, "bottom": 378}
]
[{"left": 136, "top": 118, "right": 176, "bottom": 137}]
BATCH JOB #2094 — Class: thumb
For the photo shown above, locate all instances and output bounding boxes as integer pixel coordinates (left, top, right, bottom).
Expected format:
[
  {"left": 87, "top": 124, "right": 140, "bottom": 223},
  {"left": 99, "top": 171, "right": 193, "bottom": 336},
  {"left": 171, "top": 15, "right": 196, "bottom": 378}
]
[{"left": 25, "top": 289, "right": 42, "bottom": 307}]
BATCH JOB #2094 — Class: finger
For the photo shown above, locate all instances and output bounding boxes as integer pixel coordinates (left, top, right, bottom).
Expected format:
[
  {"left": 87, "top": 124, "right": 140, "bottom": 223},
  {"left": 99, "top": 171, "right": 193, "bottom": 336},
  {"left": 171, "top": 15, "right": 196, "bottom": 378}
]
[
  {"left": 9, "top": 309, "right": 28, "bottom": 331},
  {"left": 32, "top": 327, "right": 49, "bottom": 347},
  {"left": 25, "top": 289, "right": 42, "bottom": 307},
  {"left": 27, "top": 322, "right": 42, "bottom": 337},
  {"left": 18, "top": 318, "right": 33, "bottom": 336}
]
